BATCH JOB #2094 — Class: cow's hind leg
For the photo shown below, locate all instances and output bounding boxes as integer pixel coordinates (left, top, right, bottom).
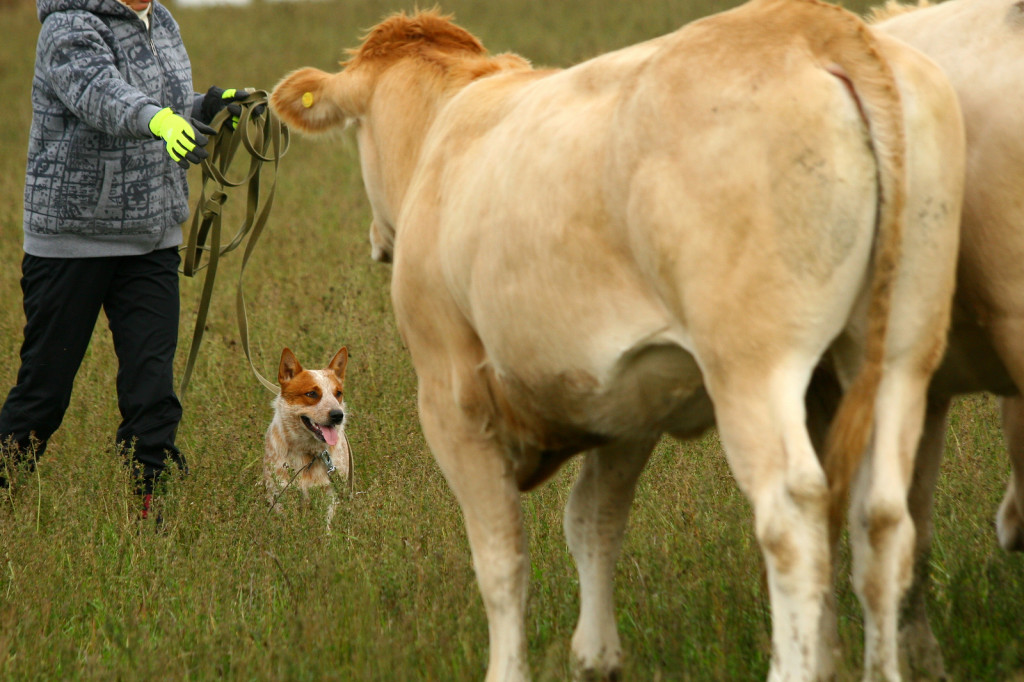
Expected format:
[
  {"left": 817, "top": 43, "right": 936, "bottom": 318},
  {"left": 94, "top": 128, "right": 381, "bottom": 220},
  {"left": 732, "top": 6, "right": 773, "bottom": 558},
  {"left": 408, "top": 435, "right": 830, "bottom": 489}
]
[
  {"left": 805, "top": 366, "right": 848, "bottom": 680},
  {"left": 997, "top": 395, "right": 1024, "bottom": 551},
  {"left": 807, "top": 375, "right": 950, "bottom": 682},
  {"left": 564, "top": 438, "right": 657, "bottom": 681},
  {"left": 899, "top": 398, "right": 950, "bottom": 681},
  {"left": 417, "top": 382, "right": 531, "bottom": 682},
  {"left": 974, "top": 239, "right": 1024, "bottom": 553},
  {"left": 707, "top": 361, "right": 831, "bottom": 682},
  {"left": 847, "top": 368, "right": 931, "bottom": 682}
]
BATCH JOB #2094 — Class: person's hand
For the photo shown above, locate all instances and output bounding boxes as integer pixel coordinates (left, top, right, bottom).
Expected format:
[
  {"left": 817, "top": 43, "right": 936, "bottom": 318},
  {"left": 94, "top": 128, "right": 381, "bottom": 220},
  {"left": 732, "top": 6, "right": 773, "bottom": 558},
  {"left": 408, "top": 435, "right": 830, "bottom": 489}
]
[
  {"left": 199, "top": 86, "right": 251, "bottom": 128},
  {"left": 149, "top": 108, "right": 210, "bottom": 170}
]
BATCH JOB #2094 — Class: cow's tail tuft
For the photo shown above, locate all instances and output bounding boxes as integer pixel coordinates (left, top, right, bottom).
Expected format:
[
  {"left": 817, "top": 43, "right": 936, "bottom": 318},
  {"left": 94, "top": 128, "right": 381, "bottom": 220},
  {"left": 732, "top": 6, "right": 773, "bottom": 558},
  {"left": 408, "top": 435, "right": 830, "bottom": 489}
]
[{"left": 803, "top": 0, "right": 908, "bottom": 542}]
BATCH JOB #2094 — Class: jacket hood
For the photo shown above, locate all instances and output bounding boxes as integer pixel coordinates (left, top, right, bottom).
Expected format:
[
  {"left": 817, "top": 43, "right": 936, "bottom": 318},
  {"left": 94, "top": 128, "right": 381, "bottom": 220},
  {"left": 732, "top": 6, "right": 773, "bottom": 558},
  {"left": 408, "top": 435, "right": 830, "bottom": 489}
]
[{"left": 38, "top": 0, "right": 140, "bottom": 22}]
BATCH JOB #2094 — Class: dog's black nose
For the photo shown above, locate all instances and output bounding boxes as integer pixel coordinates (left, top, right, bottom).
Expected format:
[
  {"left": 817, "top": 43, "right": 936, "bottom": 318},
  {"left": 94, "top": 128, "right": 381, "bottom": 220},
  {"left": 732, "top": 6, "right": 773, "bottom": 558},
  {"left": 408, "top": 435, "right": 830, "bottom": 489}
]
[{"left": 329, "top": 409, "right": 345, "bottom": 425}]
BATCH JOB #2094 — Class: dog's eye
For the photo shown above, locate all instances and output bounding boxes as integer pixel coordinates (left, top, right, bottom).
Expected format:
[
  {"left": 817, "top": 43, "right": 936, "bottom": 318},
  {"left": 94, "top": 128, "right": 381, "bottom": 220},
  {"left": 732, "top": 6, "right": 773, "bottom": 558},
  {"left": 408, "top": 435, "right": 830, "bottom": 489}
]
[
  {"left": 305, "top": 390, "right": 319, "bottom": 399},
  {"left": 335, "top": 391, "right": 342, "bottom": 399}
]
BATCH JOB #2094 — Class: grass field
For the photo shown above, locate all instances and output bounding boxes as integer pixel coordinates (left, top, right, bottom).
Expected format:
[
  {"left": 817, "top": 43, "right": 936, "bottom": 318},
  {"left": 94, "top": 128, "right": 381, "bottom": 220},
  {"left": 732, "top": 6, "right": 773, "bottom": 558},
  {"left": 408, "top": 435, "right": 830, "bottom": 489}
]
[{"left": 0, "top": 0, "right": 1021, "bottom": 679}]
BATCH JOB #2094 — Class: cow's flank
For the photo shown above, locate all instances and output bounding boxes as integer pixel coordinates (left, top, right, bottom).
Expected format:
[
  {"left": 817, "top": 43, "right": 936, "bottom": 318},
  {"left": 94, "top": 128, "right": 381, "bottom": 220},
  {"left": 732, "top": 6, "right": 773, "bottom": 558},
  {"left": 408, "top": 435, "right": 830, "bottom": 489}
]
[{"left": 272, "top": 0, "right": 963, "bottom": 679}]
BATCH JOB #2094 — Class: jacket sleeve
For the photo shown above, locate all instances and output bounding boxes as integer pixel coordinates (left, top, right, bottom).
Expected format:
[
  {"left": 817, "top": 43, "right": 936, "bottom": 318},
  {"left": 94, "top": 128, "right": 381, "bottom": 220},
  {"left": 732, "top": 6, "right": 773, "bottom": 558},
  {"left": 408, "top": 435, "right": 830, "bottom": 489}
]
[{"left": 36, "top": 12, "right": 163, "bottom": 140}]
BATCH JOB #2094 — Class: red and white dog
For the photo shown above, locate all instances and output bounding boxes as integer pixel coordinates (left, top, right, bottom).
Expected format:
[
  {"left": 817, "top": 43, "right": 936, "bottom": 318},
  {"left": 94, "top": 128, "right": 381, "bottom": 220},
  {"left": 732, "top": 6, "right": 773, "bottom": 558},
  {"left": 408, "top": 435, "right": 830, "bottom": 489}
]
[{"left": 264, "top": 347, "right": 351, "bottom": 530}]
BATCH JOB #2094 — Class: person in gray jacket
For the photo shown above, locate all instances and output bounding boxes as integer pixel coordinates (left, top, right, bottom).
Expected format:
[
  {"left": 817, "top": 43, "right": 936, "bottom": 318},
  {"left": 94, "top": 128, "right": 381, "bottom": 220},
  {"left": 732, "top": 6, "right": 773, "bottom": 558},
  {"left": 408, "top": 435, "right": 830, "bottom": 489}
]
[{"left": 0, "top": 0, "right": 248, "bottom": 514}]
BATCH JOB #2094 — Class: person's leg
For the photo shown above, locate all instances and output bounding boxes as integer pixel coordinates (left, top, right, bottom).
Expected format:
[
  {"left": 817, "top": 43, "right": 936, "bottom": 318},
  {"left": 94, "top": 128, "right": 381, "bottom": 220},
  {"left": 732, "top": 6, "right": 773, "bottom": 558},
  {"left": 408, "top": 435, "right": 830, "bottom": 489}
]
[
  {"left": 104, "top": 248, "right": 185, "bottom": 495},
  {"left": 0, "top": 254, "right": 109, "bottom": 469}
]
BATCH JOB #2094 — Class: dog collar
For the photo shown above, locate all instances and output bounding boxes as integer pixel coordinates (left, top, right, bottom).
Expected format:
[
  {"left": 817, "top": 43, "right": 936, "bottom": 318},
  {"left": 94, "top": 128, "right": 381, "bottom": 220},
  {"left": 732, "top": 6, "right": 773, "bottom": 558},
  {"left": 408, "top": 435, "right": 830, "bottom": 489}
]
[{"left": 318, "top": 449, "right": 336, "bottom": 475}]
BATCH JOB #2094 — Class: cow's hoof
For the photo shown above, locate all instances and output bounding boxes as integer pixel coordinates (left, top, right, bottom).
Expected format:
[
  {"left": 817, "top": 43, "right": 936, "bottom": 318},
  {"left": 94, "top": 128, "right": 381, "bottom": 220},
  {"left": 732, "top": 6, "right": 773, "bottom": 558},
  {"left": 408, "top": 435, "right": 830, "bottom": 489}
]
[
  {"left": 572, "top": 657, "right": 622, "bottom": 682},
  {"left": 899, "top": 620, "right": 948, "bottom": 681}
]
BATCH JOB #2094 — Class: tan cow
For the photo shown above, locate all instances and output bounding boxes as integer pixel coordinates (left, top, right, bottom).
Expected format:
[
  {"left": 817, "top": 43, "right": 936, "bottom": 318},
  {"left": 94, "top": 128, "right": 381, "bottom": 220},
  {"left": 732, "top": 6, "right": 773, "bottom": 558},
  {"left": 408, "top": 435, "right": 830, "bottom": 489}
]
[
  {"left": 869, "top": 0, "right": 1024, "bottom": 678},
  {"left": 271, "top": 1, "right": 964, "bottom": 679}
]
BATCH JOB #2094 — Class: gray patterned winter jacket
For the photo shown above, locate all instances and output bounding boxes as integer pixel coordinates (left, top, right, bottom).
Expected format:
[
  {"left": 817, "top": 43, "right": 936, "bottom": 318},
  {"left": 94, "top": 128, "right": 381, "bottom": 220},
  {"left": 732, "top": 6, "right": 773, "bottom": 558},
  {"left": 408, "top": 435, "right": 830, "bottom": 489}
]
[{"left": 24, "top": 0, "right": 201, "bottom": 257}]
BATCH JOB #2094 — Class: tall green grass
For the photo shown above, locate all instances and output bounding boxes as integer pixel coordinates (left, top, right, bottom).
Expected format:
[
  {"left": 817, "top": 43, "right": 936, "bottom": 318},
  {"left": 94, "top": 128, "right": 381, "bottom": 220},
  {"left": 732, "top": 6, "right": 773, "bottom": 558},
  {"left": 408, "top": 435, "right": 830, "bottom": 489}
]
[{"left": 0, "top": 0, "right": 1021, "bottom": 679}]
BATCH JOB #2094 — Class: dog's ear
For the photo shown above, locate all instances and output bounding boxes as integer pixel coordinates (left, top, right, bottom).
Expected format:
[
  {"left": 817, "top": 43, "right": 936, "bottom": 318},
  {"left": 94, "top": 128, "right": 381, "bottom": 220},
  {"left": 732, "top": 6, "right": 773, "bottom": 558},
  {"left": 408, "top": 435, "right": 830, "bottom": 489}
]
[
  {"left": 279, "top": 347, "right": 303, "bottom": 385},
  {"left": 328, "top": 346, "right": 348, "bottom": 383}
]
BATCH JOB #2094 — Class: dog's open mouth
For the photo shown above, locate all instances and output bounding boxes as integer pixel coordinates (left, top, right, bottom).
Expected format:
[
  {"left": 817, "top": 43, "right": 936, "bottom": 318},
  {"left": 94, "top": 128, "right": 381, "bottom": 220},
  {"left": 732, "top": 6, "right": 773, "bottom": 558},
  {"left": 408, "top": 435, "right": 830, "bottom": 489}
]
[{"left": 301, "top": 416, "right": 340, "bottom": 446}]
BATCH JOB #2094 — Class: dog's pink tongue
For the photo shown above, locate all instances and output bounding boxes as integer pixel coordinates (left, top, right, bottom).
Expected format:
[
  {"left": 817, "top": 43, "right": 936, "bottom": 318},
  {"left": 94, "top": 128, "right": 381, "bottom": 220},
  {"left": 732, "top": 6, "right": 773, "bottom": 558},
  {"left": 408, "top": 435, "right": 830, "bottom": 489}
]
[{"left": 321, "top": 425, "right": 339, "bottom": 446}]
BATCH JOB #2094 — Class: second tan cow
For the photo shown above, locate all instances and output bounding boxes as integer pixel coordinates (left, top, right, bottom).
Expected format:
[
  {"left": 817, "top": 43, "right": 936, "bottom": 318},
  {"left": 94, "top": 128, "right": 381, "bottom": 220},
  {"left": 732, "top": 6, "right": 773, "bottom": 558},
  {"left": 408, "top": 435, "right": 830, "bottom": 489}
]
[
  {"left": 271, "top": 0, "right": 964, "bottom": 679},
  {"left": 869, "top": 0, "right": 1022, "bottom": 678}
]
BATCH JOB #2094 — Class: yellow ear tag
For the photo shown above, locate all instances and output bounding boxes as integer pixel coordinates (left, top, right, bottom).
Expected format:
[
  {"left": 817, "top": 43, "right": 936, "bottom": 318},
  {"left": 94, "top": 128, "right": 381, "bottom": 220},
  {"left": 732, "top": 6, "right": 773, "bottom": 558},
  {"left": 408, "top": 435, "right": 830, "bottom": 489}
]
[{"left": 301, "top": 92, "right": 314, "bottom": 108}]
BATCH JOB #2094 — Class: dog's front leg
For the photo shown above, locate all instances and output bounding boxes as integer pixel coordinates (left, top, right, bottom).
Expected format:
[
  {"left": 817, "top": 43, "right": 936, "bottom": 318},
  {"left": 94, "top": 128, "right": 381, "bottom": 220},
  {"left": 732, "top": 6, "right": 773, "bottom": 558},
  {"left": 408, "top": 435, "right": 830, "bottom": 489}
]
[{"left": 325, "top": 488, "right": 338, "bottom": 534}]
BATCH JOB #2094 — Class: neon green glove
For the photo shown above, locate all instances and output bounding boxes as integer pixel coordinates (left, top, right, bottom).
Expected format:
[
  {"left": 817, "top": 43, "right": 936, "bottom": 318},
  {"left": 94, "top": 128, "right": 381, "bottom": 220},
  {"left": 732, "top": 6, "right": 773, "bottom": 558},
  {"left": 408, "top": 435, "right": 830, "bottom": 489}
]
[{"left": 148, "top": 107, "right": 210, "bottom": 169}]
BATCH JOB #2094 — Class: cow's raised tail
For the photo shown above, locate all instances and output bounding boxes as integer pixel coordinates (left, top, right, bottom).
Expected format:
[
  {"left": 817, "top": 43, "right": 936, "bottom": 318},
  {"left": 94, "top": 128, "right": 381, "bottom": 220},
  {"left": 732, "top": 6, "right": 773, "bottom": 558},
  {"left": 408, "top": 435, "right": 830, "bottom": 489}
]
[{"left": 803, "top": 0, "right": 908, "bottom": 540}]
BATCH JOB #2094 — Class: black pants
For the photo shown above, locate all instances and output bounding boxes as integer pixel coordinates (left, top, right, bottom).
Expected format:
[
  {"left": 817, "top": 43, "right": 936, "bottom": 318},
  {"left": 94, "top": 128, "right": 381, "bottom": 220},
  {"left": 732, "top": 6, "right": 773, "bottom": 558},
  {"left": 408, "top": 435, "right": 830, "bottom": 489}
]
[{"left": 0, "top": 248, "right": 185, "bottom": 492}]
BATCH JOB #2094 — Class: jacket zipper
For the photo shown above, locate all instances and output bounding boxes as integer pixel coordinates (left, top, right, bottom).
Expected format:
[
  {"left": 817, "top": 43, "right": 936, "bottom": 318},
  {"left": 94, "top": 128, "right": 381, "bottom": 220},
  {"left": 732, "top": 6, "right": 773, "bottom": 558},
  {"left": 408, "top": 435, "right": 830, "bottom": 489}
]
[
  {"left": 146, "top": 18, "right": 157, "bottom": 60},
  {"left": 144, "top": 14, "right": 168, "bottom": 117}
]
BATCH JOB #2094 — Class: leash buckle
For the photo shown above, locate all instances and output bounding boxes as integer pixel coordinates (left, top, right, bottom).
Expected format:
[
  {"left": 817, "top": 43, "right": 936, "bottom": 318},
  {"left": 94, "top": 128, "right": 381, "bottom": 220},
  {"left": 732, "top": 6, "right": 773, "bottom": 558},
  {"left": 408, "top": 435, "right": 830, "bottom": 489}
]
[
  {"left": 318, "top": 449, "right": 336, "bottom": 475},
  {"left": 201, "top": 190, "right": 227, "bottom": 219}
]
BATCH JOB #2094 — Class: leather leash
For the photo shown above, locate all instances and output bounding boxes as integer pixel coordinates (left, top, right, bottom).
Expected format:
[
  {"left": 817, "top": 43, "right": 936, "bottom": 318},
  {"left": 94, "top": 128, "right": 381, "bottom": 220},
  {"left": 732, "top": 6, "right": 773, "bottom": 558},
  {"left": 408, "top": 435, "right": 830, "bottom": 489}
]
[
  {"left": 177, "top": 94, "right": 357, "bottom": 493},
  {"left": 178, "top": 90, "right": 289, "bottom": 397}
]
